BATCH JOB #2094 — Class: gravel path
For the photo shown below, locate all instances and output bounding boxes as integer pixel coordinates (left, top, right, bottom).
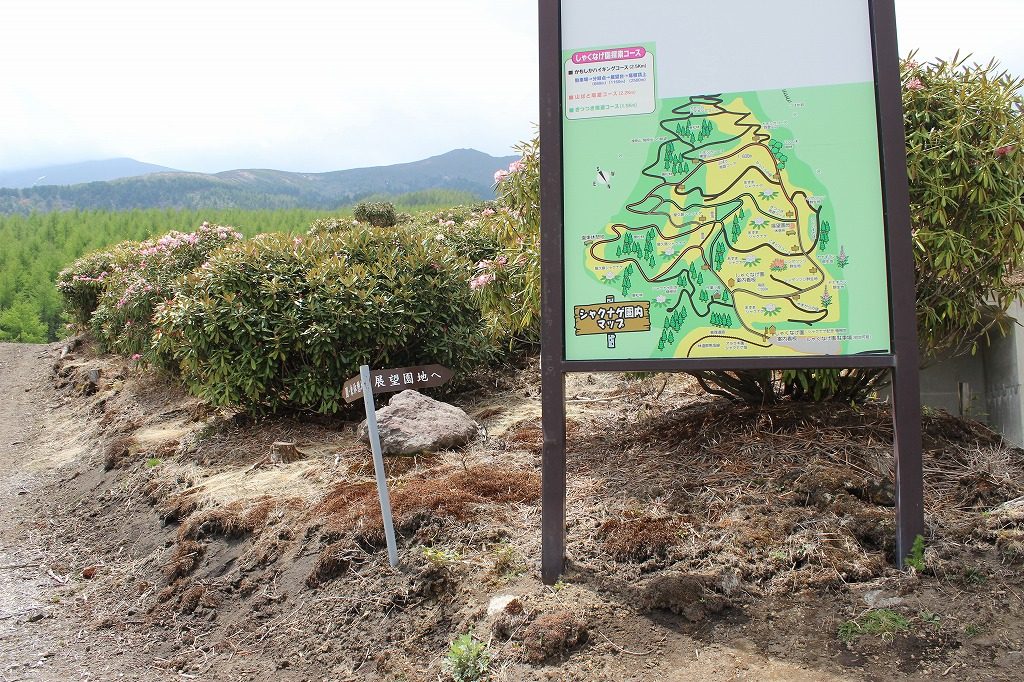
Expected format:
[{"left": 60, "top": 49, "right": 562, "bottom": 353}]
[{"left": 0, "top": 343, "right": 79, "bottom": 681}]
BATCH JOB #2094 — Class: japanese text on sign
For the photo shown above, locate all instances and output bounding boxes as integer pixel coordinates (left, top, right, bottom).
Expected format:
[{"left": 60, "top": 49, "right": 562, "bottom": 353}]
[
  {"left": 342, "top": 364, "right": 453, "bottom": 403},
  {"left": 574, "top": 301, "right": 652, "bottom": 335},
  {"left": 564, "top": 45, "right": 655, "bottom": 120}
]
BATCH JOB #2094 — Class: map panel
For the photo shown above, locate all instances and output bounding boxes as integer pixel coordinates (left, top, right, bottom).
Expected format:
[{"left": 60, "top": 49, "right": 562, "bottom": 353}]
[{"left": 562, "top": 44, "right": 892, "bottom": 361}]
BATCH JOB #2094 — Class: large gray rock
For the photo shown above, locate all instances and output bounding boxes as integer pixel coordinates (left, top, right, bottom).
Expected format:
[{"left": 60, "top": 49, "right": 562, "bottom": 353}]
[{"left": 358, "top": 390, "right": 479, "bottom": 455}]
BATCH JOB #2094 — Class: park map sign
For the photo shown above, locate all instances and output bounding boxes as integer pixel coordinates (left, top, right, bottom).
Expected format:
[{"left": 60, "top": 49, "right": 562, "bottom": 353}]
[
  {"left": 538, "top": 0, "right": 925, "bottom": 584},
  {"left": 562, "top": 2, "right": 891, "bottom": 361}
]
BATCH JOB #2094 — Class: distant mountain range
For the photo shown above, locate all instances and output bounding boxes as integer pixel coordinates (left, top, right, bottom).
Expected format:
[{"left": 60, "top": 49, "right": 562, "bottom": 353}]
[
  {"left": 0, "top": 149, "right": 517, "bottom": 213},
  {"left": 0, "top": 158, "right": 179, "bottom": 189}
]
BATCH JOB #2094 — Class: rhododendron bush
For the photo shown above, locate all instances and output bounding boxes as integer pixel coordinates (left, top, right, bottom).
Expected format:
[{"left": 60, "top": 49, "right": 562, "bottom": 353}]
[
  {"left": 473, "top": 136, "right": 541, "bottom": 346},
  {"left": 87, "top": 223, "right": 243, "bottom": 357},
  {"left": 152, "top": 228, "right": 491, "bottom": 414},
  {"left": 57, "top": 242, "right": 139, "bottom": 324},
  {"left": 903, "top": 53, "right": 1024, "bottom": 360}
]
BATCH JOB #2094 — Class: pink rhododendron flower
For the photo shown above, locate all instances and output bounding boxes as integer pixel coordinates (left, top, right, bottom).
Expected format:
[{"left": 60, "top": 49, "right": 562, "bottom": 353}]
[
  {"left": 482, "top": 208, "right": 496, "bottom": 216},
  {"left": 508, "top": 159, "right": 525, "bottom": 173},
  {"left": 905, "top": 78, "right": 924, "bottom": 91},
  {"left": 494, "top": 169, "right": 509, "bottom": 184},
  {"left": 996, "top": 145, "right": 1016, "bottom": 158},
  {"left": 131, "top": 354, "right": 142, "bottom": 361},
  {"left": 469, "top": 273, "right": 496, "bottom": 290}
]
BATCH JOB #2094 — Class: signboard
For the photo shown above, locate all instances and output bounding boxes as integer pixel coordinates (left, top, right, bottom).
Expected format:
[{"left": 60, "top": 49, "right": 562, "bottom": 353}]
[
  {"left": 561, "top": 0, "right": 890, "bottom": 361},
  {"left": 343, "top": 364, "right": 453, "bottom": 404},
  {"left": 350, "top": 363, "right": 455, "bottom": 568},
  {"left": 538, "top": 0, "right": 924, "bottom": 584},
  {"left": 574, "top": 299, "right": 651, "bottom": 336}
]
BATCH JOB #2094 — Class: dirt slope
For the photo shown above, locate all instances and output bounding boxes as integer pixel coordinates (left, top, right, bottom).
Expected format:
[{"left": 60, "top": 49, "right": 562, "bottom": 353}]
[{"left": 2, "top": 340, "right": 1024, "bottom": 681}]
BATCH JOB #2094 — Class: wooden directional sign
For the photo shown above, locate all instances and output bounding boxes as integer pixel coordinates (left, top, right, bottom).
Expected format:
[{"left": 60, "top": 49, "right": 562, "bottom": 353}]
[{"left": 342, "top": 364, "right": 453, "bottom": 403}]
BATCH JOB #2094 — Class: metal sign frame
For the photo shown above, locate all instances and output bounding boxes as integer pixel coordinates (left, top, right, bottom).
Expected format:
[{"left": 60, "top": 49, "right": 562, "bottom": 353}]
[{"left": 538, "top": 0, "right": 924, "bottom": 584}]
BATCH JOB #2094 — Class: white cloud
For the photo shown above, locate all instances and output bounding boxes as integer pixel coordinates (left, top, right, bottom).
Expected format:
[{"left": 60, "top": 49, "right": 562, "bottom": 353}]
[
  {"left": 0, "top": 0, "right": 538, "bottom": 172},
  {"left": 896, "top": 0, "right": 1024, "bottom": 74},
  {"left": 0, "top": 1, "right": 1020, "bottom": 173}
]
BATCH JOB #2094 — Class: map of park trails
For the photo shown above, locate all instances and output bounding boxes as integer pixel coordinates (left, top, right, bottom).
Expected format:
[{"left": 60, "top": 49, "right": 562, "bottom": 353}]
[{"left": 563, "top": 83, "right": 892, "bottom": 361}]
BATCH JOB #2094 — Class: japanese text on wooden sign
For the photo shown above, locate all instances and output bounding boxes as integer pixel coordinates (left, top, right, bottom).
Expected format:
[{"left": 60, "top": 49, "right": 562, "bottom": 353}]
[{"left": 342, "top": 364, "right": 453, "bottom": 404}]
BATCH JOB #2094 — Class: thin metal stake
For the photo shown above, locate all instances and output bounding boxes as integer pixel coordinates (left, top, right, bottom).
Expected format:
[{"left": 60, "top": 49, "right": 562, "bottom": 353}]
[{"left": 360, "top": 364, "right": 399, "bottom": 567}]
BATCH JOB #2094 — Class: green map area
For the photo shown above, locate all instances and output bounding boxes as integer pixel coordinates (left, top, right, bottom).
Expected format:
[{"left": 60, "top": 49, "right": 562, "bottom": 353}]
[{"left": 563, "top": 75, "right": 893, "bottom": 361}]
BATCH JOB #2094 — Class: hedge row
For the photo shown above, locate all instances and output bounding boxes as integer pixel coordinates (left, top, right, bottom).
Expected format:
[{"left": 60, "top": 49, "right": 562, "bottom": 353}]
[{"left": 59, "top": 219, "right": 496, "bottom": 415}]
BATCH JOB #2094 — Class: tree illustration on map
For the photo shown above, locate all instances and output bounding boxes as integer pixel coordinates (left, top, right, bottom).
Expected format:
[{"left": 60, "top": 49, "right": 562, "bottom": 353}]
[{"left": 585, "top": 95, "right": 839, "bottom": 358}]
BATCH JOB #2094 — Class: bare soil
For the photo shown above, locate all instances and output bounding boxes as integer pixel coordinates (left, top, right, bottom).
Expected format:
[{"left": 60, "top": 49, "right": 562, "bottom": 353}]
[{"left": 2, "top": 339, "right": 1024, "bottom": 681}]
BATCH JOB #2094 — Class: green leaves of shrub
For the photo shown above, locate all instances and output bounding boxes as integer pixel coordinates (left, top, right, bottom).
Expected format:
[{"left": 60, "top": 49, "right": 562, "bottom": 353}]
[
  {"left": 56, "top": 241, "right": 139, "bottom": 324},
  {"left": 353, "top": 200, "right": 398, "bottom": 228},
  {"left": 446, "top": 633, "right": 490, "bottom": 682},
  {"left": 88, "top": 224, "right": 243, "bottom": 358},
  {"left": 904, "top": 53, "right": 1024, "bottom": 360},
  {"left": 152, "top": 227, "right": 493, "bottom": 415}
]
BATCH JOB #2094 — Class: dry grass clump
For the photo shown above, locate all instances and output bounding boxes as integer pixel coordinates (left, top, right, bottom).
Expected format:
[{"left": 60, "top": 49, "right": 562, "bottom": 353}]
[
  {"left": 980, "top": 498, "right": 1024, "bottom": 564},
  {"left": 445, "top": 467, "right": 542, "bottom": 504},
  {"left": 306, "top": 543, "right": 362, "bottom": 587},
  {"left": 315, "top": 465, "right": 540, "bottom": 548},
  {"left": 178, "top": 498, "right": 275, "bottom": 541},
  {"left": 599, "top": 512, "right": 680, "bottom": 562},
  {"left": 165, "top": 540, "right": 205, "bottom": 582},
  {"left": 568, "top": 398, "right": 1024, "bottom": 590},
  {"left": 491, "top": 598, "right": 532, "bottom": 640},
  {"left": 157, "top": 492, "right": 202, "bottom": 524},
  {"left": 103, "top": 435, "right": 135, "bottom": 471},
  {"left": 182, "top": 415, "right": 348, "bottom": 466},
  {"left": 504, "top": 423, "right": 543, "bottom": 453},
  {"left": 521, "top": 610, "right": 588, "bottom": 663},
  {"left": 639, "top": 572, "right": 729, "bottom": 623},
  {"left": 504, "top": 420, "right": 581, "bottom": 454}
]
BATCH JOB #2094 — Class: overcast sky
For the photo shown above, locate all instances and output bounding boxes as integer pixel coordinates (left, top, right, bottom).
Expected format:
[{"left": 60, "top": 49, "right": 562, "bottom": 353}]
[{"left": 1, "top": 0, "right": 1021, "bottom": 174}]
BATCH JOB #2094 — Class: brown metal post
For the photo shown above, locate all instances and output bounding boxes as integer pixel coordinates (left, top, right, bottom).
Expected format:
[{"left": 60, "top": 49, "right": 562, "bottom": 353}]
[
  {"left": 540, "top": 371, "right": 566, "bottom": 584},
  {"left": 871, "top": 0, "right": 925, "bottom": 565},
  {"left": 539, "top": 0, "right": 568, "bottom": 584}
]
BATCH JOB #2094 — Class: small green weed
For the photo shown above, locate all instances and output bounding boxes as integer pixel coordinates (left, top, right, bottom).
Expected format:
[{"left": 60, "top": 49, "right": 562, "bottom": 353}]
[
  {"left": 492, "top": 543, "right": 526, "bottom": 578},
  {"left": 838, "top": 609, "right": 911, "bottom": 643},
  {"left": 962, "top": 567, "right": 987, "bottom": 585},
  {"left": 919, "top": 611, "right": 941, "bottom": 627},
  {"left": 145, "top": 457, "right": 161, "bottom": 468},
  {"left": 552, "top": 578, "right": 567, "bottom": 592},
  {"left": 422, "top": 546, "right": 460, "bottom": 566},
  {"left": 446, "top": 633, "right": 490, "bottom": 682},
  {"left": 964, "top": 623, "right": 983, "bottom": 637},
  {"left": 904, "top": 534, "right": 926, "bottom": 572}
]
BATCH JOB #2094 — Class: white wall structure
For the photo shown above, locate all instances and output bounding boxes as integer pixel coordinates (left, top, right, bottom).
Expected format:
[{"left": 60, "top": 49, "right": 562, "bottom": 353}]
[{"left": 909, "top": 301, "right": 1024, "bottom": 446}]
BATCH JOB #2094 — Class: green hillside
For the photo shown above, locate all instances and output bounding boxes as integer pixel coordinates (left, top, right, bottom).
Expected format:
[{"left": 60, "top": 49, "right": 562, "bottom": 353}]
[
  {"left": 0, "top": 149, "right": 514, "bottom": 214},
  {"left": 0, "top": 189, "right": 480, "bottom": 342}
]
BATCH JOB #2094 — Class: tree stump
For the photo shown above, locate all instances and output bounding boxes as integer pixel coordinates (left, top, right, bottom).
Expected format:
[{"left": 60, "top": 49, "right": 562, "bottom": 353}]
[{"left": 270, "top": 441, "right": 300, "bottom": 464}]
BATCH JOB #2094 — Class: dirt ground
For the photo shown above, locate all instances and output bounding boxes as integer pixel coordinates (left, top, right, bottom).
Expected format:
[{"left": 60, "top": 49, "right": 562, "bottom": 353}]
[{"left": 2, "top": 340, "right": 1024, "bottom": 681}]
